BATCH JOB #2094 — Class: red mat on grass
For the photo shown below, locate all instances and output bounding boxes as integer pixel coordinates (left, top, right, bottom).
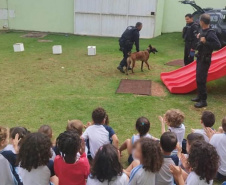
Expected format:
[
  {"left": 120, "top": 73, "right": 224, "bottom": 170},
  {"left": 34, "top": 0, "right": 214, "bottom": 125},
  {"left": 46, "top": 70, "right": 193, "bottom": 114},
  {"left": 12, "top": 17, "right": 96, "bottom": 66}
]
[
  {"left": 116, "top": 79, "right": 152, "bottom": 96},
  {"left": 165, "top": 59, "right": 184, "bottom": 67}
]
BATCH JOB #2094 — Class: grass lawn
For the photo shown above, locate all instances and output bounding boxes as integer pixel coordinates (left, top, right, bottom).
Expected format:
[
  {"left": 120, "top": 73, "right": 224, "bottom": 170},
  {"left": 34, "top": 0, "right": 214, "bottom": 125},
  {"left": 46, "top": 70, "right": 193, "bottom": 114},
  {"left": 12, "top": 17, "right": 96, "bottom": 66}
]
[{"left": 0, "top": 31, "right": 226, "bottom": 183}]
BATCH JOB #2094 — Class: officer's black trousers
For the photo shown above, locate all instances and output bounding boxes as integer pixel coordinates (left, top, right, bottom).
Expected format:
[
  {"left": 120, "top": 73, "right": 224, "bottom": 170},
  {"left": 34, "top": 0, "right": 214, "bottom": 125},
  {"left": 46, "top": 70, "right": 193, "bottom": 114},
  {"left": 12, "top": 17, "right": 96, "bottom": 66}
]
[
  {"left": 196, "top": 56, "right": 211, "bottom": 101},
  {"left": 119, "top": 46, "right": 131, "bottom": 68},
  {"left": 184, "top": 42, "right": 194, "bottom": 66}
]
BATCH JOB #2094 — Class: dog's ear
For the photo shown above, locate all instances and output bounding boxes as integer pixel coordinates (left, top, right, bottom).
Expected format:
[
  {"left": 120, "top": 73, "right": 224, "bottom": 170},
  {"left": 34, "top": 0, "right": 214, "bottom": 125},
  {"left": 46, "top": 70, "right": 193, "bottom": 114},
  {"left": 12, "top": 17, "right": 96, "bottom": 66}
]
[{"left": 149, "top": 44, "right": 152, "bottom": 48}]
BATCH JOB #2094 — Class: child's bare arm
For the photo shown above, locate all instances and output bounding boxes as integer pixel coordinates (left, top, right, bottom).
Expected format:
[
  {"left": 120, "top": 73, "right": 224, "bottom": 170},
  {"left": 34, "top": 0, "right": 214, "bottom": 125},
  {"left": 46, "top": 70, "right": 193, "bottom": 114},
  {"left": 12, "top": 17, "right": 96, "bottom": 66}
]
[
  {"left": 170, "top": 165, "right": 185, "bottom": 185},
  {"left": 112, "top": 134, "right": 119, "bottom": 149},
  {"left": 159, "top": 116, "right": 166, "bottom": 134}
]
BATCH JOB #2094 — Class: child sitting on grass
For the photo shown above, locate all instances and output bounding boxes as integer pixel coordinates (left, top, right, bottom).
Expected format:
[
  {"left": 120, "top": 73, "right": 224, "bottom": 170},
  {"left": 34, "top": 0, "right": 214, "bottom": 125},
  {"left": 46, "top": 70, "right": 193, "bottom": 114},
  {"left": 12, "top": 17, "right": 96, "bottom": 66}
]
[
  {"left": 192, "top": 111, "right": 215, "bottom": 142},
  {"left": 17, "top": 132, "right": 55, "bottom": 185},
  {"left": 87, "top": 144, "right": 128, "bottom": 185},
  {"left": 159, "top": 109, "right": 185, "bottom": 149},
  {"left": 179, "top": 133, "right": 204, "bottom": 173},
  {"left": 128, "top": 138, "right": 163, "bottom": 185},
  {"left": 54, "top": 131, "right": 90, "bottom": 185},
  {"left": 67, "top": 120, "right": 84, "bottom": 136},
  {"left": 156, "top": 132, "right": 178, "bottom": 185},
  {"left": 0, "top": 126, "right": 22, "bottom": 185},
  {"left": 170, "top": 140, "right": 219, "bottom": 185},
  {"left": 82, "top": 107, "right": 119, "bottom": 159},
  {"left": 4, "top": 126, "right": 29, "bottom": 154},
  {"left": 38, "top": 124, "right": 56, "bottom": 160},
  {"left": 119, "top": 116, "right": 157, "bottom": 164},
  {"left": 209, "top": 117, "right": 226, "bottom": 181}
]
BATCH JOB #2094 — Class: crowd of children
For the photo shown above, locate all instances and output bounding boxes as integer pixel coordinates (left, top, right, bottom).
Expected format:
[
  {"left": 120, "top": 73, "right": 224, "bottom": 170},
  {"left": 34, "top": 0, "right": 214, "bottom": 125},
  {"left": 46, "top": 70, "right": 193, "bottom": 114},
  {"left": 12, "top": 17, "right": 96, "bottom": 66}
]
[{"left": 0, "top": 107, "right": 226, "bottom": 185}]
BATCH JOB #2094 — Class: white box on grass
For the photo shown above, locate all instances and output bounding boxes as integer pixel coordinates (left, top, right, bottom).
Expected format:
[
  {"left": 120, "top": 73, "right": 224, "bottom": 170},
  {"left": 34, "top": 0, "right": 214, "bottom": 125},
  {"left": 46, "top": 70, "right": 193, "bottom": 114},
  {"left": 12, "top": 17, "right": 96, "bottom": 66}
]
[
  {"left": 13, "top": 43, "right": 24, "bottom": 52},
  {"left": 87, "top": 46, "right": 96, "bottom": 56},
  {"left": 53, "top": 45, "right": 62, "bottom": 54}
]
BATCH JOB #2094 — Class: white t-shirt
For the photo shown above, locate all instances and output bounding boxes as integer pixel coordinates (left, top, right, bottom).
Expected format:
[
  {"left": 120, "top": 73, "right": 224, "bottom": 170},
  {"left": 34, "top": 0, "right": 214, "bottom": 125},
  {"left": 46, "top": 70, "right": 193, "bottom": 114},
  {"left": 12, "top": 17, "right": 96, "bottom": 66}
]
[
  {"left": 87, "top": 173, "right": 128, "bottom": 185},
  {"left": 82, "top": 124, "right": 115, "bottom": 158},
  {"left": 169, "top": 124, "right": 185, "bottom": 154},
  {"left": 129, "top": 165, "right": 155, "bottom": 185},
  {"left": 168, "top": 124, "right": 185, "bottom": 148},
  {"left": 4, "top": 144, "right": 16, "bottom": 154},
  {"left": 131, "top": 133, "right": 153, "bottom": 144},
  {"left": 194, "top": 129, "right": 209, "bottom": 142},
  {"left": 131, "top": 133, "right": 152, "bottom": 159},
  {"left": 0, "top": 154, "right": 17, "bottom": 185},
  {"left": 186, "top": 172, "right": 213, "bottom": 185},
  {"left": 155, "top": 157, "right": 175, "bottom": 185},
  {"left": 19, "top": 166, "right": 51, "bottom": 185},
  {"left": 210, "top": 133, "right": 226, "bottom": 176}
]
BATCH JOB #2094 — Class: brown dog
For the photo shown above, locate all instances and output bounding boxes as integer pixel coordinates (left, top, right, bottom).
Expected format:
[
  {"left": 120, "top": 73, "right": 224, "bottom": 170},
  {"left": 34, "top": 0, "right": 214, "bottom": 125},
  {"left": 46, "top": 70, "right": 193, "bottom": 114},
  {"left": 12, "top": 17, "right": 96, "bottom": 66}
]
[{"left": 126, "top": 45, "right": 158, "bottom": 75}]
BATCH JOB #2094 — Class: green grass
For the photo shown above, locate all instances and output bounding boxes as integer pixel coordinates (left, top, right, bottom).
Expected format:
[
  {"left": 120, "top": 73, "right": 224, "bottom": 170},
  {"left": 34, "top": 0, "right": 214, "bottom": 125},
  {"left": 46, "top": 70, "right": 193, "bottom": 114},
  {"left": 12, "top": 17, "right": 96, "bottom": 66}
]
[{"left": 0, "top": 31, "right": 225, "bottom": 184}]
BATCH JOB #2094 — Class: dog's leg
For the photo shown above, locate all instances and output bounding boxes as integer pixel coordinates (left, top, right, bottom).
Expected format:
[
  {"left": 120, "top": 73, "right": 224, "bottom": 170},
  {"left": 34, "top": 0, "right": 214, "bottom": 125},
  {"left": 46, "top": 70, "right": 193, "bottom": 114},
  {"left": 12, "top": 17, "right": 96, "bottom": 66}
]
[
  {"left": 141, "top": 61, "right": 144, "bottom": 72},
  {"left": 132, "top": 60, "right": 135, "bottom": 73},
  {"left": 126, "top": 58, "right": 130, "bottom": 75},
  {"left": 145, "top": 60, "right": 150, "bottom": 70}
]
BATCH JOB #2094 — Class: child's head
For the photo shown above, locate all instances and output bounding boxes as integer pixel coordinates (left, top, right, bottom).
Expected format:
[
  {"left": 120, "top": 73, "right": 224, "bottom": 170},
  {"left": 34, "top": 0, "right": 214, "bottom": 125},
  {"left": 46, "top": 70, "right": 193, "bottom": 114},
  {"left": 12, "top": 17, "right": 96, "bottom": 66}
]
[
  {"left": 165, "top": 109, "right": 185, "bottom": 127},
  {"left": 160, "top": 132, "right": 177, "bottom": 153},
  {"left": 10, "top": 127, "right": 29, "bottom": 146},
  {"left": 38, "top": 125, "right": 52, "bottom": 139},
  {"left": 186, "top": 133, "right": 205, "bottom": 153},
  {"left": 134, "top": 138, "right": 163, "bottom": 172},
  {"left": 91, "top": 144, "right": 122, "bottom": 182},
  {"left": 56, "top": 131, "right": 81, "bottom": 163},
  {"left": 0, "top": 126, "right": 8, "bottom": 149},
  {"left": 66, "top": 120, "right": 83, "bottom": 136},
  {"left": 201, "top": 111, "right": 215, "bottom": 127},
  {"left": 188, "top": 140, "right": 219, "bottom": 184},
  {"left": 136, "top": 117, "right": 150, "bottom": 137},
  {"left": 222, "top": 117, "right": 226, "bottom": 133},
  {"left": 10, "top": 127, "right": 29, "bottom": 139},
  {"left": 17, "top": 132, "right": 52, "bottom": 172},
  {"left": 92, "top": 107, "right": 106, "bottom": 124}
]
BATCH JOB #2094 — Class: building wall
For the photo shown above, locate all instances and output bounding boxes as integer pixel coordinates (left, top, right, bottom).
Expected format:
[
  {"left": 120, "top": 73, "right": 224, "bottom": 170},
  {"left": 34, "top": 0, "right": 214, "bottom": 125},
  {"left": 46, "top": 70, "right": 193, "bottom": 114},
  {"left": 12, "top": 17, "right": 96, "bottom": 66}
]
[
  {"left": 7, "top": 0, "right": 74, "bottom": 33},
  {"left": 154, "top": 0, "right": 165, "bottom": 37},
  {"left": 1, "top": 0, "right": 225, "bottom": 35},
  {"left": 0, "top": 0, "right": 8, "bottom": 29},
  {"left": 162, "top": 0, "right": 226, "bottom": 33}
]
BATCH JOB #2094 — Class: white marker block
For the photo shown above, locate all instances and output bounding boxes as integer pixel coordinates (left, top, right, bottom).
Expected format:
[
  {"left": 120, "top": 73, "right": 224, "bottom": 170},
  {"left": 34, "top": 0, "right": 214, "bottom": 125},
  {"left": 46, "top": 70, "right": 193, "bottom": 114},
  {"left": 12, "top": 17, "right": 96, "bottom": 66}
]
[
  {"left": 13, "top": 43, "right": 24, "bottom": 52},
  {"left": 87, "top": 46, "right": 96, "bottom": 56},
  {"left": 53, "top": 45, "right": 62, "bottom": 55}
]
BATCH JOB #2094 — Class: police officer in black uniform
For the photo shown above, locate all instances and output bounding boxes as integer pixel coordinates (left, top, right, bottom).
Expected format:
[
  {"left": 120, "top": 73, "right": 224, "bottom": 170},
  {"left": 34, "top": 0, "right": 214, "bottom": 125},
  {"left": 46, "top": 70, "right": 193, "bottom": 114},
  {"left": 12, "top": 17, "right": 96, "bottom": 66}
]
[
  {"left": 117, "top": 22, "right": 142, "bottom": 73},
  {"left": 182, "top": 14, "right": 199, "bottom": 66},
  {"left": 192, "top": 14, "right": 221, "bottom": 108}
]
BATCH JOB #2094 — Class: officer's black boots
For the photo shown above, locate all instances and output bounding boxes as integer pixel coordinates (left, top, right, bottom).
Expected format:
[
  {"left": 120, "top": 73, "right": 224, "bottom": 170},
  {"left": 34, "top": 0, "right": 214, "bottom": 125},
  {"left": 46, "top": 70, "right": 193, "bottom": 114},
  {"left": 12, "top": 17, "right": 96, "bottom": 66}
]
[
  {"left": 191, "top": 97, "right": 200, "bottom": 102},
  {"left": 194, "top": 101, "right": 207, "bottom": 108},
  {"left": 117, "top": 66, "right": 125, "bottom": 73}
]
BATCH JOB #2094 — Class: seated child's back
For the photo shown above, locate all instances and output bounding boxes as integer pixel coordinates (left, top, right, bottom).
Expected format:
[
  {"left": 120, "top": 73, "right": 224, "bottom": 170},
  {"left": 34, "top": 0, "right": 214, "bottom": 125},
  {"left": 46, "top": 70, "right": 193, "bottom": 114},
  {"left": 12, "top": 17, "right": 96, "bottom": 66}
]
[
  {"left": 194, "top": 111, "right": 215, "bottom": 142},
  {"left": 129, "top": 138, "right": 163, "bottom": 185},
  {"left": 17, "top": 132, "right": 54, "bottom": 185},
  {"left": 156, "top": 132, "right": 177, "bottom": 185},
  {"left": 82, "top": 108, "right": 116, "bottom": 158},
  {"left": 160, "top": 109, "right": 185, "bottom": 151},
  {"left": 54, "top": 131, "right": 90, "bottom": 185},
  {"left": 210, "top": 117, "right": 226, "bottom": 179}
]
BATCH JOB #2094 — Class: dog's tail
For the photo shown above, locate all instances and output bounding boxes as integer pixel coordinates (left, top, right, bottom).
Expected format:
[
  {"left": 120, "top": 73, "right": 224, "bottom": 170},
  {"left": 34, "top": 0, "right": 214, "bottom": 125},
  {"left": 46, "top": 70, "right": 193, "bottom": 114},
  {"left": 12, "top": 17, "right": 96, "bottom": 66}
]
[{"left": 127, "top": 52, "right": 131, "bottom": 56}]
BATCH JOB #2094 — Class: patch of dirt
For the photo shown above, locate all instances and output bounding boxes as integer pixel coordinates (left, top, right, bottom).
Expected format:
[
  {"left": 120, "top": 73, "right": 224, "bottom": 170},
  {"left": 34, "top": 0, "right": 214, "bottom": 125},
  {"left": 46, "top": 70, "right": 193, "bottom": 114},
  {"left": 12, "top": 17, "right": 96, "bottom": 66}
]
[
  {"left": 165, "top": 59, "right": 184, "bottom": 67},
  {"left": 21, "top": 32, "right": 47, "bottom": 38},
  {"left": 151, "top": 81, "right": 167, "bottom": 97},
  {"left": 38, "top": 39, "right": 53, "bottom": 43}
]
